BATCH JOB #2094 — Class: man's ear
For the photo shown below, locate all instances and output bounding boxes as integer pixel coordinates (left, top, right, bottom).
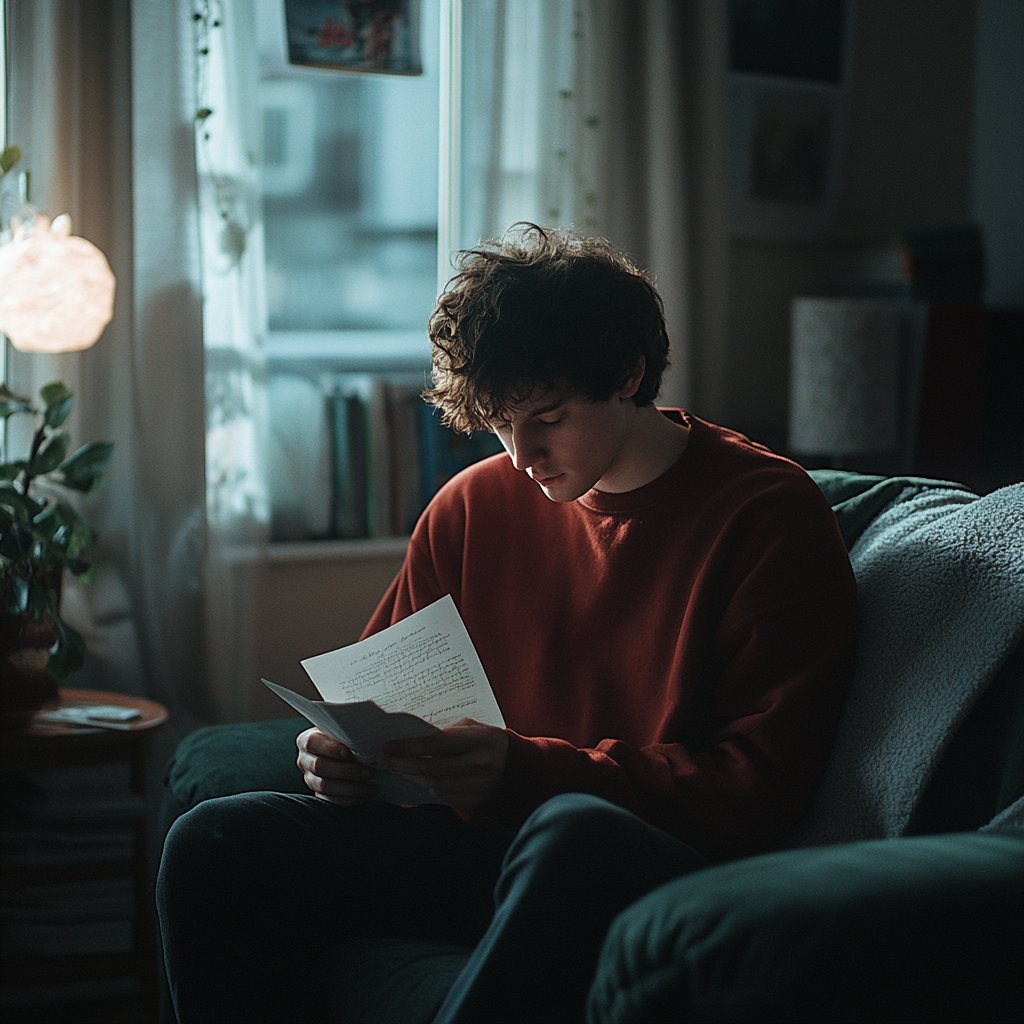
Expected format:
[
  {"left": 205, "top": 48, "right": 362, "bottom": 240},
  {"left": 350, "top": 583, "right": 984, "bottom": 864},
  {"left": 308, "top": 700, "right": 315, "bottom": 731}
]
[{"left": 618, "top": 357, "right": 646, "bottom": 400}]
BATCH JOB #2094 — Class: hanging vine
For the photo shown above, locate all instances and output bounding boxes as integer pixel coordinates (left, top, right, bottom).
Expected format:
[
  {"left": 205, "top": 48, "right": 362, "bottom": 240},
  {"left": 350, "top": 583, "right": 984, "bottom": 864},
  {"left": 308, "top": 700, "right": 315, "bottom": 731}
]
[
  {"left": 544, "top": 1, "right": 600, "bottom": 232},
  {"left": 190, "top": 0, "right": 267, "bottom": 531},
  {"left": 192, "top": 0, "right": 248, "bottom": 268}
]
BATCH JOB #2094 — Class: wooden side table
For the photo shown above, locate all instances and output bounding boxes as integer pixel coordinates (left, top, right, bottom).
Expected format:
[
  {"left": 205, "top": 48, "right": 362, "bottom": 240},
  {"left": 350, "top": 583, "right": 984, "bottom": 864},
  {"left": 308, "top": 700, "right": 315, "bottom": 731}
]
[{"left": 0, "top": 688, "right": 168, "bottom": 1022}]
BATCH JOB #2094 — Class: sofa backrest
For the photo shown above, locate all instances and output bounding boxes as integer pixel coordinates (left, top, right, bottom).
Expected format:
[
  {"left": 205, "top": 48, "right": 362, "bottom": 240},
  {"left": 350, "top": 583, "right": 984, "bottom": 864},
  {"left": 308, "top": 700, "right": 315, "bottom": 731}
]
[
  {"left": 796, "top": 472, "right": 1024, "bottom": 846},
  {"left": 913, "top": 639, "right": 1024, "bottom": 834}
]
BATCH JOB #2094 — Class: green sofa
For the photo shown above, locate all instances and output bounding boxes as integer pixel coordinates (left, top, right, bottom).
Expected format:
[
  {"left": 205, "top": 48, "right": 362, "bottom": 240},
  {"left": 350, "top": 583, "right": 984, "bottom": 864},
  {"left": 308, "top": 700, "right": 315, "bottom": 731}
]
[{"left": 160, "top": 471, "right": 1024, "bottom": 1022}]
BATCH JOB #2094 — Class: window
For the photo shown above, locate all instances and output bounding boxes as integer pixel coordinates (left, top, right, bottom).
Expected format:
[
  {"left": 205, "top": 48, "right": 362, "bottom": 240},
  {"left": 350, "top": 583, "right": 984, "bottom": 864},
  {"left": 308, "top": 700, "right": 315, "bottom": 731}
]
[
  {"left": 251, "top": 2, "right": 501, "bottom": 543},
  {"left": 257, "top": 2, "right": 440, "bottom": 361}
]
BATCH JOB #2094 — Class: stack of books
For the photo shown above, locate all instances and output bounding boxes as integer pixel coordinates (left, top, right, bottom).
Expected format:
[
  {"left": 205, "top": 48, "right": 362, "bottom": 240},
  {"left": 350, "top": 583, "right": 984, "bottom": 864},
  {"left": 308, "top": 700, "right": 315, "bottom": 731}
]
[{"left": 326, "top": 374, "right": 504, "bottom": 540}]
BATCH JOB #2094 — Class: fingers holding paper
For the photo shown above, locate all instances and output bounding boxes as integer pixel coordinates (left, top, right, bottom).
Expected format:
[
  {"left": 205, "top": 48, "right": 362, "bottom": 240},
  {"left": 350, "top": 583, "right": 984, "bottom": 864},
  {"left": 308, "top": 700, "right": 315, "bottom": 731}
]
[
  {"left": 380, "top": 719, "right": 509, "bottom": 813},
  {"left": 296, "top": 727, "right": 378, "bottom": 806}
]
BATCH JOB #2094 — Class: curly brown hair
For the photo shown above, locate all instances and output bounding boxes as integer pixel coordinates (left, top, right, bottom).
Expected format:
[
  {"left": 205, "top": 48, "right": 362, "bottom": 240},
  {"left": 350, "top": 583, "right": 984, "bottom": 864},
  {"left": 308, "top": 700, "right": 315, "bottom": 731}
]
[{"left": 424, "top": 224, "right": 670, "bottom": 432}]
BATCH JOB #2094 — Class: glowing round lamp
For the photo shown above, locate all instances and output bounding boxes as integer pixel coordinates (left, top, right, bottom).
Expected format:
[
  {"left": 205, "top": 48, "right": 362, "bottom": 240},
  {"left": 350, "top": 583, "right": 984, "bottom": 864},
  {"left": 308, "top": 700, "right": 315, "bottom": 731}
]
[{"left": 0, "top": 213, "right": 116, "bottom": 353}]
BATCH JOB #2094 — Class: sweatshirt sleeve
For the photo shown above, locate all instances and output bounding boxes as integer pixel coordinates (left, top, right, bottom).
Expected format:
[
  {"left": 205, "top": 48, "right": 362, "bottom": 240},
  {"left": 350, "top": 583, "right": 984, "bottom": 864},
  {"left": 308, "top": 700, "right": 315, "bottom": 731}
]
[
  {"left": 476, "top": 474, "right": 858, "bottom": 862},
  {"left": 359, "top": 534, "right": 446, "bottom": 639}
]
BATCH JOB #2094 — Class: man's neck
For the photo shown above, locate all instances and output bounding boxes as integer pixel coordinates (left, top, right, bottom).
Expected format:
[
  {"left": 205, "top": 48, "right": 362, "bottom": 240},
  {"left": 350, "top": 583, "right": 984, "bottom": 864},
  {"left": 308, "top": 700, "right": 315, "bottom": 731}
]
[{"left": 594, "top": 405, "right": 690, "bottom": 494}]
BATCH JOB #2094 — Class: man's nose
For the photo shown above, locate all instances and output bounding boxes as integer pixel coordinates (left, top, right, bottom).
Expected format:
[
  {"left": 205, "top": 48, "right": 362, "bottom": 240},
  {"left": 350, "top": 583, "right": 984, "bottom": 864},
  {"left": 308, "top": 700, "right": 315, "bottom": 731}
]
[{"left": 509, "top": 424, "right": 541, "bottom": 472}]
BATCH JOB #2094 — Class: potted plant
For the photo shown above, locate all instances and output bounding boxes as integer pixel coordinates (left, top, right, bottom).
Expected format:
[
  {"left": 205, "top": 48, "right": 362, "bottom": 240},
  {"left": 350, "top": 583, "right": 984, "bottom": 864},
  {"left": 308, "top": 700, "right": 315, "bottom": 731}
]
[{"left": 0, "top": 381, "right": 113, "bottom": 713}]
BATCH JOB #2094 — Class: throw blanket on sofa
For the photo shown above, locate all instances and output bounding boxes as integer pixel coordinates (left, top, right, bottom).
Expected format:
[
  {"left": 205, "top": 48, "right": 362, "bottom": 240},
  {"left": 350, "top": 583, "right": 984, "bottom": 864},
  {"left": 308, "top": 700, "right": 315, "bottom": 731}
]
[{"left": 796, "top": 481, "right": 1024, "bottom": 846}]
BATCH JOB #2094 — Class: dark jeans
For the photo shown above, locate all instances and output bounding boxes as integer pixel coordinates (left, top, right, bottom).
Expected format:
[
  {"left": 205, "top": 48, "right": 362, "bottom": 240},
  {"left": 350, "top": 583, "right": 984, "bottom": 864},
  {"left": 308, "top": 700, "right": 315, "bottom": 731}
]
[{"left": 156, "top": 792, "right": 705, "bottom": 1023}]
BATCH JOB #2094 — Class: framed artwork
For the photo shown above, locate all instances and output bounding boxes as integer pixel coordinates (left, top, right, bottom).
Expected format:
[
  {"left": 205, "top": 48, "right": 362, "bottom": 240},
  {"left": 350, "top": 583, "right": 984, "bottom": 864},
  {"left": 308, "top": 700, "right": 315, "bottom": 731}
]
[
  {"left": 727, "top": 0, "right": 853, "bottom": 240},
  {"left": 284, "top": 0, "right": 422, "bottom": 75}
]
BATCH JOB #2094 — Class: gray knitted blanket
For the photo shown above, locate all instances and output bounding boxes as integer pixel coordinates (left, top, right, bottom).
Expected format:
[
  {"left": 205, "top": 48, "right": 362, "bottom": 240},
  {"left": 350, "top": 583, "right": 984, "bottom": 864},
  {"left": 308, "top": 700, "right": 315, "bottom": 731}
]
[{"left": 796, "top": 482, "right": 1024, "bottom": 845}]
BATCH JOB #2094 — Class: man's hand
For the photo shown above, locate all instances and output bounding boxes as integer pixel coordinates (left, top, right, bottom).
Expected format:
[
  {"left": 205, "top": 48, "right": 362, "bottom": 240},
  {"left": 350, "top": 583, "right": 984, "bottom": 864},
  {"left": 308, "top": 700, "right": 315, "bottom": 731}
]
[
  {"left": 296, "top": 727, "right": 378, "bottom": 806},
  {"left": 379, "top": 719, "right": 509, "bottom": 813}
]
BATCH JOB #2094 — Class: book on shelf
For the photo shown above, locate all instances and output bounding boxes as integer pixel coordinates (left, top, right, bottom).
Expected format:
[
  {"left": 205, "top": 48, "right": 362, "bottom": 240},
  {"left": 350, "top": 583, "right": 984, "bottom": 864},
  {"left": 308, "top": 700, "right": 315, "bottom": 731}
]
[
  {"left": 298, "top": 372, "right": 503, "bottom": 543},
  {"left": 330, "top": 376, "right": 371, "bottom": 539},
  {"left": 388, "top": 377, "right": 427, "bottom": 537}
]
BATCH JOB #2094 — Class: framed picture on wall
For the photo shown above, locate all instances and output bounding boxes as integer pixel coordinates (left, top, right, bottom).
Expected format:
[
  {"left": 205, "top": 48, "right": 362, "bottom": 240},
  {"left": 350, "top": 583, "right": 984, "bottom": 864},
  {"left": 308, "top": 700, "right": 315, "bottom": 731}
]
[
  {"left": 728, "top": 0, "right": 854, "bottom": 240},
  {"left": 284, "top": 0, "right": 422, "bottom": 75}
]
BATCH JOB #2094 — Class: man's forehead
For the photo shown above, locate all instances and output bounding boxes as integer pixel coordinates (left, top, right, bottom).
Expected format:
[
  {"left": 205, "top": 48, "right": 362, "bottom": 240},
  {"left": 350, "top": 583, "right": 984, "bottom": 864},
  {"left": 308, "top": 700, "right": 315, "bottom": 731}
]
[{"left": 492, "top": 388, "right": 571, "bottom": 423}]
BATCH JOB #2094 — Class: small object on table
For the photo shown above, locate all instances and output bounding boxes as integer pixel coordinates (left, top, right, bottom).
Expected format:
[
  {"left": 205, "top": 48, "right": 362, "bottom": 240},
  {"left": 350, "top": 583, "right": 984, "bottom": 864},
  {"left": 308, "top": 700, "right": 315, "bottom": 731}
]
[{"left": 35, "top": 704, "right": 144, "bottom": 728}]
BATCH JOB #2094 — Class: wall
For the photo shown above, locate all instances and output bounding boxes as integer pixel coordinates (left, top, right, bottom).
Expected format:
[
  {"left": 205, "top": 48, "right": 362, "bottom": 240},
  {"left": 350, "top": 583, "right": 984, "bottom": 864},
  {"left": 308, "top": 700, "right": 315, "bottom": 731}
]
[
  {"left": 972, "top": 0, "right": 1024, "bottom": 307},
  {"left": 721, "top": 0, "right": 979, "bottom": 445},
  {"left": 244, "top": 543, "right": 407, "bottom": 721},
  {"left": 833, "top": 0, "right": 975, "bottom": 237}
]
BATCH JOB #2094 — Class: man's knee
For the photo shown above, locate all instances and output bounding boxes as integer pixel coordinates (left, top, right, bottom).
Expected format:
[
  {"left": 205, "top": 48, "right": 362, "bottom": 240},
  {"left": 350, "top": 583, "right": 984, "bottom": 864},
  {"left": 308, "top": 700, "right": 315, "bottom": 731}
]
[
  {"left": 500, "top": 795, "right": 646, "bottom": 886},
  {"left": 159, "top": 792, "right": 290, "bottom": 902},
  {"left": 519, "top": 793, "right": 631, "bottom": 850},
  {"left": 164, "top": 792, "right": 264, "bottom": 854},
  {"left": 497, "top": 794, "right": 703, "bottom": 904}
]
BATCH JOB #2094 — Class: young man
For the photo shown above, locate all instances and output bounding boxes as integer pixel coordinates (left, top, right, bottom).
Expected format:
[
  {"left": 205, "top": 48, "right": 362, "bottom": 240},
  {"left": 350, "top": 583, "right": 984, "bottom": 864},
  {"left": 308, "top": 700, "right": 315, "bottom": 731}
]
[{"left": 158, "top": 226, "right": 857, "bottom": 1023}]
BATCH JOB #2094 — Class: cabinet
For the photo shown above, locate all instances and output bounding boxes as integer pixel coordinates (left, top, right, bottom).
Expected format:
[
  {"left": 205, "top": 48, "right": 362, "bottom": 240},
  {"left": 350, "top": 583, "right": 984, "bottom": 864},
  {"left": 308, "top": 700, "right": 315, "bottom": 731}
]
[{"left": 0, "top": 689, "right": 167, "bottom": 1022}]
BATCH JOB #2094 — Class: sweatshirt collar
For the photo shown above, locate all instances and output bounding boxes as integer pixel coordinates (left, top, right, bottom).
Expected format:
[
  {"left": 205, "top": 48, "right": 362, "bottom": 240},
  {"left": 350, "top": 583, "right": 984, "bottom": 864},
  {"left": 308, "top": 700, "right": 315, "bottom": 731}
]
[{"left": 576, "top": 408, "right": 696, "bottom": 515}]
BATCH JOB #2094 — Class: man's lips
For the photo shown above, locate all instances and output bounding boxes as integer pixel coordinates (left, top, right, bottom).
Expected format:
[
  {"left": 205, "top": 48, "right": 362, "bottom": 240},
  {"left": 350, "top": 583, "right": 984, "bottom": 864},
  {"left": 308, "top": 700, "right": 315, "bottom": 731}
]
[{"left": 530, "top": 472, "right": 564, "bottom": 486}]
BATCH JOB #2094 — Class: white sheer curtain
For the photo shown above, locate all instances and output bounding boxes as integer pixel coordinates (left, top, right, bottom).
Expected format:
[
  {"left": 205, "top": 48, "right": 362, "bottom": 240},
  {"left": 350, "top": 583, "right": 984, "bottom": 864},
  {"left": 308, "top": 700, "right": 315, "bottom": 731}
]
[
  {"left": 460, "top": 0, "right": 578, "bottom": 242},
  {"left": 193, "top": 1, "right": 271, "bottom": 722},
  {"left": 457, "top": 0, "right": 712, "bottom": 410},
  {"left": 194, "top": 2, "right": 268, "bottom": 541},
  {"left": 4, "top": 0, "right": 213, "bottom": 733}
]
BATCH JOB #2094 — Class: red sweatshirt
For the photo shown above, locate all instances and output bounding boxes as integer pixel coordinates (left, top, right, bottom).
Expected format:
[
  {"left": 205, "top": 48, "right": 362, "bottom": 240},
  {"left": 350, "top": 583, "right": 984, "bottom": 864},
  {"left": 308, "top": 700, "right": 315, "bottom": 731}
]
[{"left": 363, "top": 412, "right": 857, "bottom": 860}]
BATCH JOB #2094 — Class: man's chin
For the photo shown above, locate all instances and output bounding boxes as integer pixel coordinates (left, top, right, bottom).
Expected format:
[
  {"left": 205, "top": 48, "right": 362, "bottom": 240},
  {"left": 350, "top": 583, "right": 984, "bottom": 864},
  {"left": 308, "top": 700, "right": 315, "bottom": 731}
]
[{"left": 535, "top": 475, "right": 588, "bottom": 502}]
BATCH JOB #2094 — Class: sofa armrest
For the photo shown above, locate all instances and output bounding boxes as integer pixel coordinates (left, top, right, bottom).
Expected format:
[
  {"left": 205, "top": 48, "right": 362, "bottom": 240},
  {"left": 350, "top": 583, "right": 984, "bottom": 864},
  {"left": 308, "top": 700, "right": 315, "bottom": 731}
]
[
  {"left": 588, "top": 833, "right": 1024, "bottom": 1024},
  {"left": 159, "top": 716, "right": 308, "bottom": 835}
]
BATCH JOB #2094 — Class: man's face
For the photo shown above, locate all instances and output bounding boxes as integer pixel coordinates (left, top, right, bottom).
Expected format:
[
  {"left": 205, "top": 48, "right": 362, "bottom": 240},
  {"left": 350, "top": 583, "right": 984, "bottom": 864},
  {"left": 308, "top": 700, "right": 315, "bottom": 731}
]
[{"left": 490, "top": 387, "right": 639, "bottom": 502}]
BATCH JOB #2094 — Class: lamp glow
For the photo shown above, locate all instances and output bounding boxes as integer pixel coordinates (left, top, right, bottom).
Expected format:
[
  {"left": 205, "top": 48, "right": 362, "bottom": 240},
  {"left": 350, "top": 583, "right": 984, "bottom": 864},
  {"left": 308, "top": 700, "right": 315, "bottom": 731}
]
[{"left": 0, "top": 213, "right": 116, "bottom": 353}]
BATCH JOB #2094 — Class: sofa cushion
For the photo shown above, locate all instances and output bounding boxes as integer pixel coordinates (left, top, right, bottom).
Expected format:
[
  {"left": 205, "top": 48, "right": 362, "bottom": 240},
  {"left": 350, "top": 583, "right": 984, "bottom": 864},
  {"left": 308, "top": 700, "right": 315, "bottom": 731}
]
[
  {"left": 807, "top": 468, "right": 964, "bottom": 549},
  {"left": 588, "top": 832, "right": 1024, "bottom": 1024},
  {"left": 160, "top": 716, "right": 308, "bottom": 833}
]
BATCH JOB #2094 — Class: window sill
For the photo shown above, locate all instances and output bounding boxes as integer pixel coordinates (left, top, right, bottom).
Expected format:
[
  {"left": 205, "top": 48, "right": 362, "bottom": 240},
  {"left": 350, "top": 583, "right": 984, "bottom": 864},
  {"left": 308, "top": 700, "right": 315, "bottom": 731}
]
[
  {"left": 219, "top": 536, "right": 410, "bottom": 566},
  {"left": 265, "top": 330, "right": 431, "bottom": 373}
]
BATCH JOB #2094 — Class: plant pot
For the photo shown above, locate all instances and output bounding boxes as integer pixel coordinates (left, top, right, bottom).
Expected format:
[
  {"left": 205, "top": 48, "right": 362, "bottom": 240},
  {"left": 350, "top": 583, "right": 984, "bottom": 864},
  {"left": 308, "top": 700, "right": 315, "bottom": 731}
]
[{"left": 0, "top": 613, "right": 60, "bottom": 722}]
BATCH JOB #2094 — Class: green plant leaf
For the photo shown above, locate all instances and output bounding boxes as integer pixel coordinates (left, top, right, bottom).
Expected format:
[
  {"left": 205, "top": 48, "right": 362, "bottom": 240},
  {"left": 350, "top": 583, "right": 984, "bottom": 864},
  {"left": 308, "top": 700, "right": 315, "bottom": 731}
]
[
  {"left": 0, "top": 520, "right": 33, "bottom": 560},
  {"left": 31, "top": 514, "right": 60, "bottom": 542},
  {"left": 66, "top": 556, "right": 92, "bottom": 577},
  {"left": 32, "top": 431, "right": 70, "bottom": 475},
  {"left": 50, "top": 523, "right": 73, "bottom": 552},
  {"left": 0, "top": 461, "right": 28, "bottom": 481},
  {"left": 0, "top": 144, "right": 21, "bottom": 174},
  {"left": 44, "top": 395, "right": 74, "bottom": 429},
  {"left": 33, "top": 499, "right": 77, "bottom": 523},
  {"left": 1, "top": 576, "right": 30, "bottom": 614},
  {"left": 29, "top": 536, "right": 67, "bottom": 570},
  {"left": 13, "top": 570, "right": 47, "bottom": 608},
  {"left": 39, "top": 380, "right": 73, "bottom": 409},
  {"left": 58, "top": 441, "right": 115, "bottom": 493},
  {"left": 0, "top": 384, "right": 33, "bottom": 419},
  {"left": 33, "top": 499, "right": 79, "bottom": 534},
  {"left": 0, "top": 486, "right": 43, "bottom": 522},
  {"left": 31, "top": 500, "right": 75, "bottom": 538},
  {"left": 47, "top": 615, "right": 87, "bottom": 680},
  {"left": 67, "top": 517, "right": 96, "bottom": 557}
]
